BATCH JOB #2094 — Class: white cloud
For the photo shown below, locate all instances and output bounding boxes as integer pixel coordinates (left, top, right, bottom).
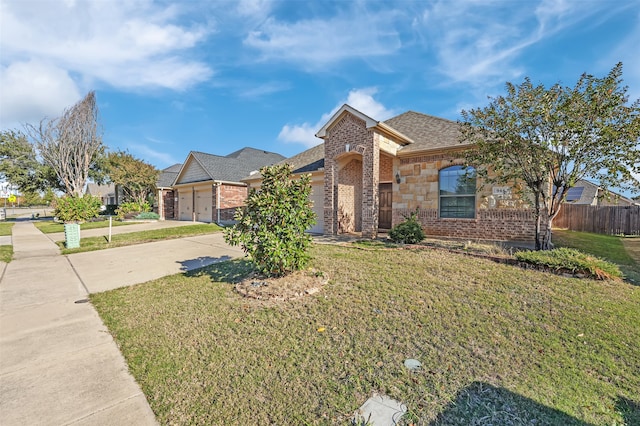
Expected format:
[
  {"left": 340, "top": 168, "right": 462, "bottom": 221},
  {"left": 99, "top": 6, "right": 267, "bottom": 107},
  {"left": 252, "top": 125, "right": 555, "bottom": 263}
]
[
  {"left": 0, "top": 60, "right": 81, "bottom": 128},
  {"left": 278, "top": 87, "right": 398, "bottom": 147},
  {"left": 417, "top": 0, "right": 626, "bottom": 87},
  {"left": 0, "top": 0, "right": 213, "bottom": 129},
  {"left": 129, "top": 143, "right": 179, "bottom": 168},
  {"left": 244, "top": 7, "right": 401, "bottom": 69}
]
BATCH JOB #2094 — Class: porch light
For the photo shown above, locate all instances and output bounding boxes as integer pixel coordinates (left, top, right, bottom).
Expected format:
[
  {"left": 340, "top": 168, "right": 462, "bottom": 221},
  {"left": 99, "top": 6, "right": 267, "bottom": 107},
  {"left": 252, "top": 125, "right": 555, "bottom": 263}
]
[{"left": 395, "top": 172, "right": 401, "bottom": 184}]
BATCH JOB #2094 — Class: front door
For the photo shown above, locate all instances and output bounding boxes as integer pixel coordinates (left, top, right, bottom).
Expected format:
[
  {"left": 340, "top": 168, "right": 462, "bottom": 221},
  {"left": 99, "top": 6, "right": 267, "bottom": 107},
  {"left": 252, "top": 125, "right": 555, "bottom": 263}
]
[{"left": 378, "top": 183, "right": 392, "bottom": 230}]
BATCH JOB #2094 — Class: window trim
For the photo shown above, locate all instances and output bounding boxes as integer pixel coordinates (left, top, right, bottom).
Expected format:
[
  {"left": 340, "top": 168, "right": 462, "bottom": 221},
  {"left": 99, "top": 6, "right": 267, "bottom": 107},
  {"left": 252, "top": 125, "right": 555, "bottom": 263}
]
[{"left": 438, "top": 165, "right": 477, "bottom": 219}]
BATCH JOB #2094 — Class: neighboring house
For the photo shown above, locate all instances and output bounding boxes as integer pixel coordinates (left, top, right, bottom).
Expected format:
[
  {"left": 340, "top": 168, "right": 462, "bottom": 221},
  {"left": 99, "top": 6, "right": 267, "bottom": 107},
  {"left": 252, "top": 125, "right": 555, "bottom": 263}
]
[
  {"left": 172, "top": 147, "right": 284, "bottom": 223},
  {"left": 156, "top": 163, "right": 182, "bottom": 220},
  {"left": 244, "top": 104, "right": 543, "bottom": 241},
  {"left": 563, "top": 179, "right": 638, "bottom": 206},
  {"left": 85, "top": 183, "right": 120, "bottom": 206}
]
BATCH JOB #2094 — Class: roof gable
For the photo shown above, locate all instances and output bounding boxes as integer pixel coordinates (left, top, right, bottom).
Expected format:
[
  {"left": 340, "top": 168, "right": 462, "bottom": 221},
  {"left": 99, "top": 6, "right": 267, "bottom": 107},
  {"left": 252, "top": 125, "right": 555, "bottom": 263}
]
[
  {"left": 315, "top": 104, "right": 379, "bottom": 139},
  {"left": 174, "top": 148, "right": 285, "bottom": 185}
]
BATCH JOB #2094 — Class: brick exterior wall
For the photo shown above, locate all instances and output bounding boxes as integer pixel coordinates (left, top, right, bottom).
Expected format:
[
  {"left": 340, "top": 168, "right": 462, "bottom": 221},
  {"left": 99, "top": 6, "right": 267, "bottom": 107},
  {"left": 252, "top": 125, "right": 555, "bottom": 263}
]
[
  {"left": 380, "top": 154, "right": 394, "bottom": 183},
  {"left": 337, "top": 158, "right": 362, "bottom": 232},
  {"left": 215, "top": 184, "right": 247, "bottom": 222},
  {"left": 162, "top": 190, "right": 175, "bottom": 219}
]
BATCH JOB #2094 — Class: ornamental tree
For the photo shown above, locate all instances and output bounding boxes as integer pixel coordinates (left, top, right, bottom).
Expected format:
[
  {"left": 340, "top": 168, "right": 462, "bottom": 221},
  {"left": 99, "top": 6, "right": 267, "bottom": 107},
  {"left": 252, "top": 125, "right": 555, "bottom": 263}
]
[
  {"left": 224, "top": 164, "right": 316, "bottom": 277},
  {"left": 460, "top": 63, "right": 640, "bottom": 250},
  {"left": 26, "top": 91, "right": 104, "bottom": 197},
  {"left": 104, "top": 150, "right": 159, "bottom": 206}
]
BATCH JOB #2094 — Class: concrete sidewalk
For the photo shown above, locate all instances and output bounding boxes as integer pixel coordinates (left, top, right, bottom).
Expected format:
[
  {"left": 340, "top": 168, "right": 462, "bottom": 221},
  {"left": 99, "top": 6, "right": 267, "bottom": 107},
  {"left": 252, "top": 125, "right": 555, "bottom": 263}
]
[{"left": 0, "top": 222, "right": 160, "bottom": 425}]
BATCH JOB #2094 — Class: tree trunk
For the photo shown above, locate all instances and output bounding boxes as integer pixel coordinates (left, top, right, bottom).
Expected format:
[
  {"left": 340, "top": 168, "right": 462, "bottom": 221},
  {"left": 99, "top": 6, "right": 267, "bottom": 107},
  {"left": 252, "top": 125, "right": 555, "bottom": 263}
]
[
  {"left": 541, "top": 217, "right": 553, "bottom": 250},
  {"left": 534, "top": 196, "right": 542, "bottom": 251}
]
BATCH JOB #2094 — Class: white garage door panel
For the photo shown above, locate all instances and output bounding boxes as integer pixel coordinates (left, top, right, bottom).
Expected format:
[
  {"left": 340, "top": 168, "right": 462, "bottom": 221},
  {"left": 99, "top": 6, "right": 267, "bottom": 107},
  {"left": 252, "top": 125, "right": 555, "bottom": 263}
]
[
  {"left": 179, "top": 190, "right": 193, "bottom": 221},
  {"left": 195, "top": 190, "right": 212, "bottom": 223},
  {"left": 308, "top": 185, "right": 324, "bottom": 234}
]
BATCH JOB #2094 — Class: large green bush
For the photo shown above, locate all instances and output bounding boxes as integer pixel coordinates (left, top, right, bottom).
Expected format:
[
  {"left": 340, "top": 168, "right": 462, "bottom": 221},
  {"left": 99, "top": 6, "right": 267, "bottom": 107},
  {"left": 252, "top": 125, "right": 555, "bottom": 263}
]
[
  {"left": 224, "top": 164, "right": 316, "bottom": 277},
  {"left": 116, "top": 201, "right": 150, "bottom": 220},
  {"left": 515, "top": 247, "right": 622, "bottom": 280},
  {"left": 389, "top": 209, "right": 425, "bottom": 244},
  {"left": 53, "top": 194, "right": 101, "bottom": 223}
]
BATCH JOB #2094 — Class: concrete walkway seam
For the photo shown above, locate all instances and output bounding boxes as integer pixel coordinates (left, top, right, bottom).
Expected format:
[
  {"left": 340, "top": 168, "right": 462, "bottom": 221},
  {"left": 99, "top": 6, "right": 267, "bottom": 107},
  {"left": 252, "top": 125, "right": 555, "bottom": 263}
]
[{"left": 64, "top": 255, "right": 91, "bottom": 296}]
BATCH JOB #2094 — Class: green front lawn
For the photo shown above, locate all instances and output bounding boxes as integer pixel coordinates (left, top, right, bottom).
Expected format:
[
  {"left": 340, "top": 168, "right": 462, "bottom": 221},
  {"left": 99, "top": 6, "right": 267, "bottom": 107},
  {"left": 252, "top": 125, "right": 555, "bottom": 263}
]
[
  {"left": 0, "top": 245, "right": 12, "bottom": 263},
  {"left": 91, "top": 244, "right": 640, "bottom": 425},
  {"left": 553, "top": 229, "right": 640, "bottom": 284},
  {"left": 59, "top": 224, "right": 222, "bottom": 254},
  {"left": 0, "top": 222, "right": 14, "bottom": 236},
  {"left": 34, "top": 218, "right": 137, "bottom": 234}
]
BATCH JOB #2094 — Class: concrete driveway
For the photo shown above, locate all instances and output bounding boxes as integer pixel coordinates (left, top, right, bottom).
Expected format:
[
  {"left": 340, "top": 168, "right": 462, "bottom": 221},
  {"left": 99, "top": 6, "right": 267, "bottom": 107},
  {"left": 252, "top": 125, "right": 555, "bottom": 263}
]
[{"left": 68, "top": 232, "right": 244, "bottom": 293}]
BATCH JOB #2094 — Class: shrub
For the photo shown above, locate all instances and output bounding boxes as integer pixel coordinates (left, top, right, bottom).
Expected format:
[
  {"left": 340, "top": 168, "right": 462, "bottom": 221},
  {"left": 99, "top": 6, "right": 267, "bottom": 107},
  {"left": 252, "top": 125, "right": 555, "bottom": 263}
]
[
  {"left": 135, "top": 211, "right": 160, "bottom": 220},
  {"left": 224, "top": 164, "right": 316, "bottom": 277},
  {"left": 116, "top": 201, "right": 150, "bottom": 220},
  {"left": 389, "top": 209, "right": 425, "bottom": 244},
  {"left": 515, "top": 247, "right": 622, "bottom": 280},
  {"left": 53, "top": 194, "right": 101, "bottom": 223}
]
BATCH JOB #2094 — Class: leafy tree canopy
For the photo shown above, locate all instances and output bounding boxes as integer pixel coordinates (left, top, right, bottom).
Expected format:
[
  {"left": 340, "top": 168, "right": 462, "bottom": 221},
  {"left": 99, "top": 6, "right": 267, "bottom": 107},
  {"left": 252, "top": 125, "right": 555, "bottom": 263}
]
[
  {"left": 461, "top": 63, "right": 640, "bottom": 249},
  {"left": 0, "top": 130, "right": 57, "bottom": 194},
  {"left": 104, "top": 150, "right": 159, "bottom": 206}
]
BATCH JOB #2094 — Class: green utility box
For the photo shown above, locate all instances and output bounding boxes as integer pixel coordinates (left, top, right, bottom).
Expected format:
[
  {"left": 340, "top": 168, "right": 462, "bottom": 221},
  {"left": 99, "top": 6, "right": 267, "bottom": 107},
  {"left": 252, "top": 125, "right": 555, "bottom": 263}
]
[{"left": 64, "top": 223, "right": 81, "bottom": 249}]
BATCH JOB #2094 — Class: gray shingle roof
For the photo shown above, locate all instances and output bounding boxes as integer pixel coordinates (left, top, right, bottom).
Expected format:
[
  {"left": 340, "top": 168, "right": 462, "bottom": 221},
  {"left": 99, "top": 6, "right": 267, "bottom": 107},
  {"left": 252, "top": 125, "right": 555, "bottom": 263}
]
[
  {"left": 157, "top": 163, "right": 182, "bottom": 188},
  {"left": 384, "top": 111, "right": 469, "bottom": 154},
  {"left": 187, "top": 148, "right": 285, "bottom": 183},
  {"left": 243, "top": 143, "right": 325, "bottom": 180}
]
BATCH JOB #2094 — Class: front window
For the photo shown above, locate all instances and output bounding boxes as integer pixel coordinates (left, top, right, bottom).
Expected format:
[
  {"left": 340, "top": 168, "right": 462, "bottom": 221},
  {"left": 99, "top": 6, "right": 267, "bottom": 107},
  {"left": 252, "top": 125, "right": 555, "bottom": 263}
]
[{"left": 439, "top": 165, "right": 476, "bottom": 218}]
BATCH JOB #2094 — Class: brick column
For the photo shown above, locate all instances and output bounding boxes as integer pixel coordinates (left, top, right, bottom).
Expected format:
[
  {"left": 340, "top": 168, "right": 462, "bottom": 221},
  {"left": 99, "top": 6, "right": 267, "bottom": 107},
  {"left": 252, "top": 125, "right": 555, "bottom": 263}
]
[
  {"left": 324, "top": 153, "right": 337, "bottom": 235},
  {"left": 361, "top": 131, "right": 380, "bottom": 238}
]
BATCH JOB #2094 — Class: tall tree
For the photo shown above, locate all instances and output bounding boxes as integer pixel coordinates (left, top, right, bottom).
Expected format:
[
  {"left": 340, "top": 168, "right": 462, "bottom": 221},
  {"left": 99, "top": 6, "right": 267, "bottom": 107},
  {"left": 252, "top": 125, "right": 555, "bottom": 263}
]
[
  {"left": 460, "top": 63, "right": 640, "bottom": 250},
  {"left": 105, "top": 150, "right": 159, "bottom": 205},
  {"left": 0, "top": 130, "right": 52, "bottom": 193},
  {"left": 26, "top": 91, "right": 104, "bottom": 196}
]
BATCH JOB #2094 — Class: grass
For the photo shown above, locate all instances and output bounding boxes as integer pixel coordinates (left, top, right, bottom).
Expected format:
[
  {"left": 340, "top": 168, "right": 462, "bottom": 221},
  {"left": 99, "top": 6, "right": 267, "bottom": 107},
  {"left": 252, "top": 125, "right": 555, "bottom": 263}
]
[
  {"left": 0, "top": 245, "right": 12, "bottom": 263},
  {"left": 34, "top": 218, "right": 138, "bottom": 234},
  {"left": 91, "top": 244, "right": 640, "bottom": 425},
  {"left": 0, "top": 222, "right": 14, "bottom": 236},
  {"left": 553, "top": 229, "right": 640, "bottom": 284},
  {"left": 515, "top": 247, "right": 622, "bottom": 280},
  {"left": 59, "top": 223, "right": 222, "bottom": 254}
]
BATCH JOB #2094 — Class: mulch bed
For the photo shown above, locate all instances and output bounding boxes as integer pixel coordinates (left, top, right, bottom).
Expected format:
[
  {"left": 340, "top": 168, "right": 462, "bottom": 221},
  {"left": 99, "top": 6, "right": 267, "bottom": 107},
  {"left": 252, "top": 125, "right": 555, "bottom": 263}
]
[{"left": 235, "top": 269, "right": 329, "bottom": 302}]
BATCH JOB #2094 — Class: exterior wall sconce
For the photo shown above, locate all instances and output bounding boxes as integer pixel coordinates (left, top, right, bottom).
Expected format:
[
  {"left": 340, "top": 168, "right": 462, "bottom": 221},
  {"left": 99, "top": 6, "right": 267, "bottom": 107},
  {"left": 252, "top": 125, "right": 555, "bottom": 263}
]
[{"left": 395, "top": 172, "right": 401, "bottom": 184}]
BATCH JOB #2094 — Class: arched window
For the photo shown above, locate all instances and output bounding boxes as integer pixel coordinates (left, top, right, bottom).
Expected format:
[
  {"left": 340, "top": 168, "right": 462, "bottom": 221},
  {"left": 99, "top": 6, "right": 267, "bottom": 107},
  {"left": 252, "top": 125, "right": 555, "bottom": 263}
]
[{"left": 439, "top": 165, "right": 476, "bottom": 218}]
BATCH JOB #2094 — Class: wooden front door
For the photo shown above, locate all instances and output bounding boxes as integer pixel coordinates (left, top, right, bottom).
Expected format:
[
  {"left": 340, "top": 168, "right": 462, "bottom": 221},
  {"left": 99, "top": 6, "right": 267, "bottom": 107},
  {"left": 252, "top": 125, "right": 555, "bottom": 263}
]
[{"left": 378, "top": 183, "right": 392, "bottom": 230}]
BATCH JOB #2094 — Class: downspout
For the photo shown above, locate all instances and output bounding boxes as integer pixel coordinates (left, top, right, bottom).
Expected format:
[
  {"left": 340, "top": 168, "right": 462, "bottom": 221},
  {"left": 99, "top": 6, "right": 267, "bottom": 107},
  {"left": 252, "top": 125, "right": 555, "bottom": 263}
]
[{"left": 215, "top": 182, "right": 221, "bottom": 224}]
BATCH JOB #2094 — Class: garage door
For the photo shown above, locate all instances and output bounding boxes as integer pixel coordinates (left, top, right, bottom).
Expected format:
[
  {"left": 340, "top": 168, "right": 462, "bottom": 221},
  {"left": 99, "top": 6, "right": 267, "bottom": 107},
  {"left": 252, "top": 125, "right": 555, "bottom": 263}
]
[
  {"left": 179, "top": 189, "right": 193, "bottom": 221},
  {"left": 308, "top": 184, "right": 324, "bottom": 234},
  {"left": 195, "top": 189, "right": 212, "bottom": 223}
]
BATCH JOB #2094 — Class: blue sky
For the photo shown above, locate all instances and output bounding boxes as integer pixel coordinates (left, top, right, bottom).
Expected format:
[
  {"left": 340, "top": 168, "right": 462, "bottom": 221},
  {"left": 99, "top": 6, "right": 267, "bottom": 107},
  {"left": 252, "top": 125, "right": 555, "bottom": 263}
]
[{"left": 1, "top": 0, "right": 639, "bottom": 178}]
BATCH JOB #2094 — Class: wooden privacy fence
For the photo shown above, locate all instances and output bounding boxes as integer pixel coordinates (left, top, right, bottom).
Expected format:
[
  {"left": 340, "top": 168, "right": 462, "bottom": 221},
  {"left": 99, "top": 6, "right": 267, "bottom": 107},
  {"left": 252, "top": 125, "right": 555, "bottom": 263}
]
[{"left": 553, "top": 204, "right": 640, "bottom": 235}]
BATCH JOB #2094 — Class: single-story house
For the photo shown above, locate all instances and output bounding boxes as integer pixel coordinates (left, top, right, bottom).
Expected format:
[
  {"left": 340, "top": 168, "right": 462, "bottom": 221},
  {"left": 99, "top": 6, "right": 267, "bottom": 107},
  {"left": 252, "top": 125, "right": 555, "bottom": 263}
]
[
  {"left": 244, "top": 104, "right": 543, "bottom": 241},
  {"left": 563, "top": 179, "right": 638, "bottom": 206},
  {"left": 170, "top": 147, "right": 284, "bottom": 223},
  {"left": 156, "top": 163, "right": 182, "bottom": 220},
  {"left": 85, "top": 183, "right": 120, "bottom": 206}
]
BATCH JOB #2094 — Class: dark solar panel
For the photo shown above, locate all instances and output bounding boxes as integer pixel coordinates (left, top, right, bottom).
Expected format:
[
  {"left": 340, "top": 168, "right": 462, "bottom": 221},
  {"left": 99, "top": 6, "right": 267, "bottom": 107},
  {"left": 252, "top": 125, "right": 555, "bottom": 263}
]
[{"left": 565, "top": 186, "right": 584, "bottom": 202}]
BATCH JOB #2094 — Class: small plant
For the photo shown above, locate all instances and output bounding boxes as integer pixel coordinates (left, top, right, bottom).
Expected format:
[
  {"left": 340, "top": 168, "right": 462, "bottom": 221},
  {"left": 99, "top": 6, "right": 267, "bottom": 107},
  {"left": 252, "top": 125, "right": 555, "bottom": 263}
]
[
  {"left": 135, "top": 212, "right": 160, "bottom": 220},
  {"left": 225, "top": 164, "right": 316, "bottom": 277},
  {"left": 389, "top": 209, "right": 425, "bottom": 244},
  {"left": 53, "top": 194, "right": 102, "bottom": 223},
  {"left": 515, "top": 247, "right": 622, "bottom": 280},
  {"left": 116, "top": 201, "right": 150, "bottom": 220}
]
